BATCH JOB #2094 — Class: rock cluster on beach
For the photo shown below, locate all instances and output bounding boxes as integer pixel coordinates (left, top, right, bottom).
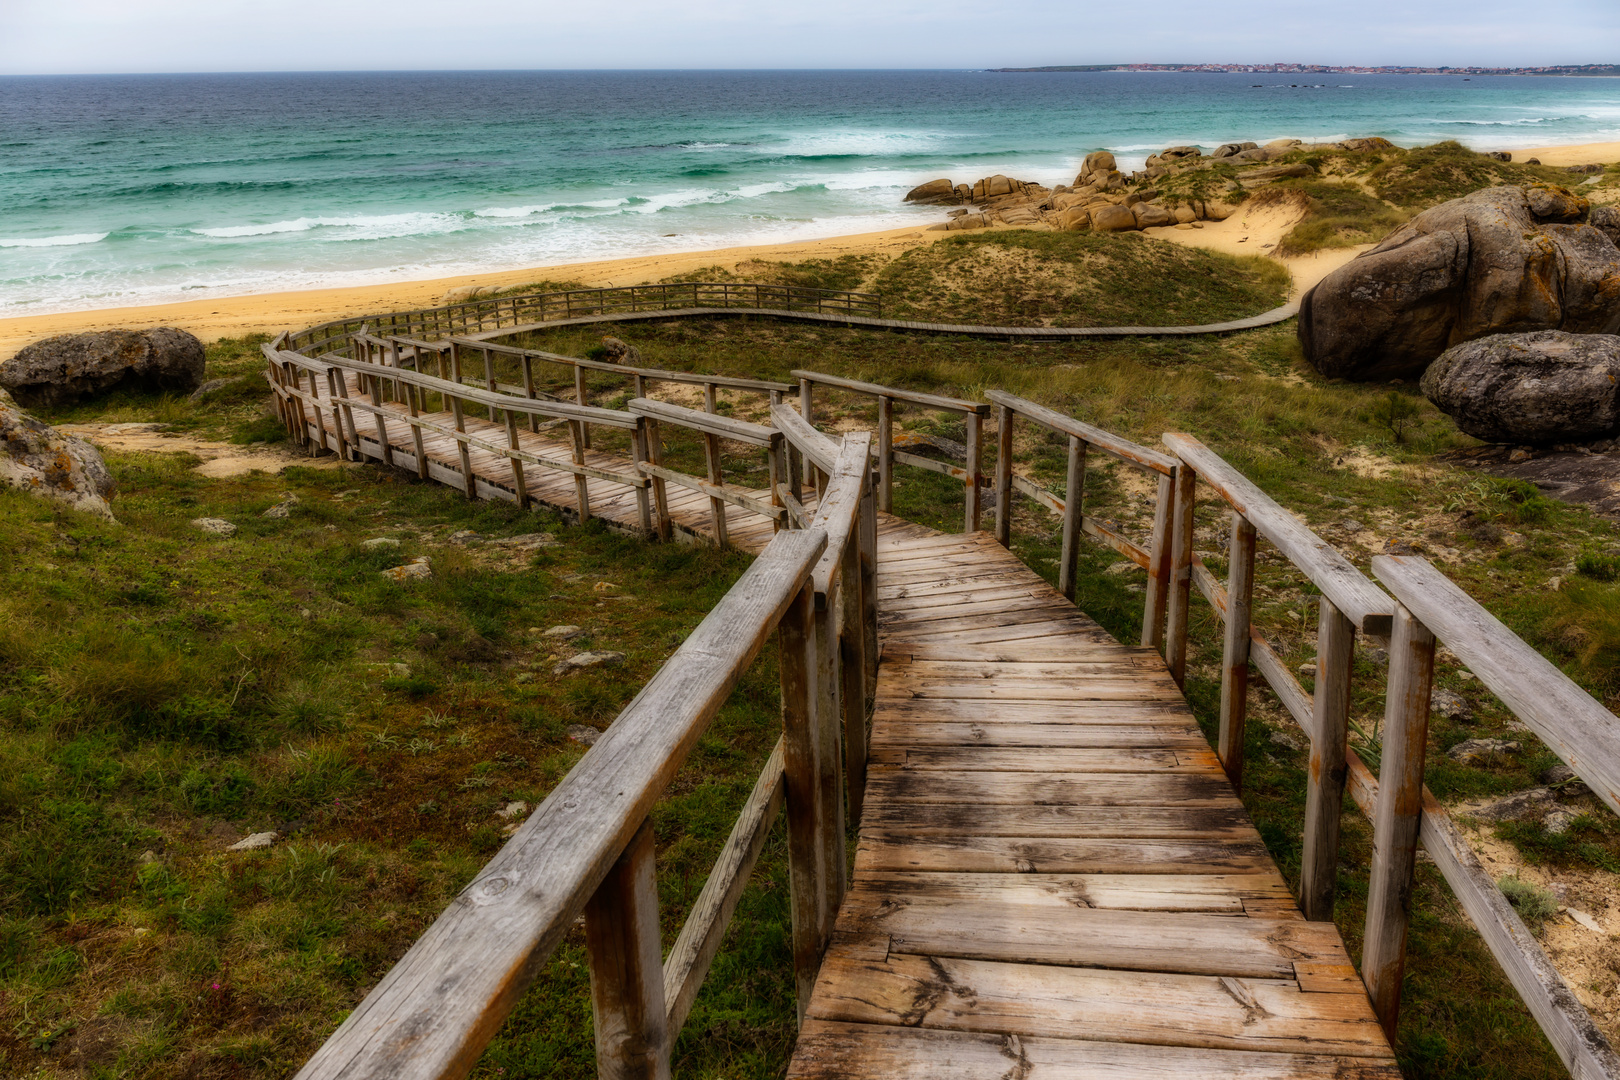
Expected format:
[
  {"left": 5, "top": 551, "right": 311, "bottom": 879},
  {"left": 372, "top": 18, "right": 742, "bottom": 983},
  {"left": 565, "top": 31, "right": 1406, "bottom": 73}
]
[
  {"left": 1, "top": 328, "right": 205, "bottom": 408},
  {"left": 0, "top": 389, "right": 118, "bottom": 520},
  {"left": 902, "top": 136, "right": 1394, "bottom": 234}
]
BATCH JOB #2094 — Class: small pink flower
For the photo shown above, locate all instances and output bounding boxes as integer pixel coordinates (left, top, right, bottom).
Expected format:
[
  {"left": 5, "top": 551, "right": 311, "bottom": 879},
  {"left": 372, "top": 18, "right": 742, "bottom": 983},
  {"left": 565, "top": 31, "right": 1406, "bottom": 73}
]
[{"left": 212, "top": 983, "right": 220, "bottom": 990}]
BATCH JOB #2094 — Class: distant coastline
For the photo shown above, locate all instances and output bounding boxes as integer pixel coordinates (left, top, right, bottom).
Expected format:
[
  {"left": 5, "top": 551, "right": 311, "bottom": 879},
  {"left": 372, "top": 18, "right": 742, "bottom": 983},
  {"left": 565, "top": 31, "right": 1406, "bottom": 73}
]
[{"left": 992, "top": 64, "right": 1620, "bottom": 77}]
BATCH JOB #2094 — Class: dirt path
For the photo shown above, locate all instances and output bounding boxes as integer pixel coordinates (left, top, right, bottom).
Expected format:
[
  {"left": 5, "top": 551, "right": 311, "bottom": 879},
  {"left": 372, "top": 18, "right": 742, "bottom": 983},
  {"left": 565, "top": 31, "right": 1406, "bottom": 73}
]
[{"left": 58, "top": 422, "right": 344, "bottom": 478}]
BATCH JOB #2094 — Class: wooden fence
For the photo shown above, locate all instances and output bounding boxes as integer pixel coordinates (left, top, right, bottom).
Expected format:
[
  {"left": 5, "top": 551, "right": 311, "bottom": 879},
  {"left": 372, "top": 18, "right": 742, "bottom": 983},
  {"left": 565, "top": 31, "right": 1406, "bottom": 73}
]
[
  {"left": 284, "top": 281, "right": 883, "bottom": 358},
  {"left": 270, "top": 318, "right": 1620, "bottom": 1080}
]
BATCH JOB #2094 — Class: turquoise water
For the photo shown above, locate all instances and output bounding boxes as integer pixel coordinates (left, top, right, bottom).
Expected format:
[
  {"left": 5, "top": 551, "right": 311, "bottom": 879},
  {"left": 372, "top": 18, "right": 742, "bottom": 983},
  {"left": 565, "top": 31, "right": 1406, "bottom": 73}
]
[{"left": 2, "top": 70, "right": 1618, "bottom": 316}]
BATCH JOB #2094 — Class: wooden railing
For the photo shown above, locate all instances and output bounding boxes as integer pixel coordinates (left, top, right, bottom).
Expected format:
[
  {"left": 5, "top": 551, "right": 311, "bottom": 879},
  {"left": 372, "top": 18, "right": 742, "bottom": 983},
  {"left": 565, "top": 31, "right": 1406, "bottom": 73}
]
[
  {"left": 1158, "top": 432, "right": 1620, "bottom": 1077},
  {"left": 985, "top": 390, "right": 1178, "bottom": 645},
  {"left": 284, "top": 281, "right": 883, "bottom": 357},
  {"left": 794, "top": 368, "right": 992, "bottom": 534},
  {"left": 290, "top": 405, "right": 876, "bottom": 1080}
]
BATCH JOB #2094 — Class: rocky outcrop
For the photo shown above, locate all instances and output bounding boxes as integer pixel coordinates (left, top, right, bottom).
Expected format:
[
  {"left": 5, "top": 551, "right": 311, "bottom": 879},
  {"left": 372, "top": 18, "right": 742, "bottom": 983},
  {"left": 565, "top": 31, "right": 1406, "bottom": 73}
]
[
  {"left": 1298, "top": 185, "right": 1620, "bottom": 381},
  {"left": 1421, "top": 331, "right": 1620, "bottom": 444},
  {"left": 904, "top": 179, "right": 961, "bottom": 205},
  {"left": 2, "top": 328, "right": 205, "bottom": 408},
  {"left": 1213, "top": 142, "right": 1259, "bottom": 159},
  {"left": 0, "top": 391, "right": 116, "bottom": 519}
]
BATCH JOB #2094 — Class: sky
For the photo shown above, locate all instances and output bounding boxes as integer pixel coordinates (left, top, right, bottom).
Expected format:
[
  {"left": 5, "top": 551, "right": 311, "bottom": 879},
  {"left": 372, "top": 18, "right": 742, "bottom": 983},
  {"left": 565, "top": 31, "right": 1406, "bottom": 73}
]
[{"left": 4, "top": 0, "right": 1619, "bottom": 74}]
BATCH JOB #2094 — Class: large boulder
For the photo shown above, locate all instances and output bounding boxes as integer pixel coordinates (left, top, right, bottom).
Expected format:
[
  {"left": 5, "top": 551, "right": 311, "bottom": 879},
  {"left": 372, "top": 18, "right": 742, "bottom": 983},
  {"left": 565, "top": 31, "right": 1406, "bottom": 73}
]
[
  {"left": 1298, "top": 186, "right": 1620, "bottom": 381},
  {"left": 1213, "top": 141, "right": 1260, "bottom": 159},
  {"left": 0, "top": 392, "right": 117, "bottom": 519},
  {"left": 1133, "top": 203, "right": 1175, "bottom": 229},
  {"left": 2, "top": 328, "right": 205, "bottom": 408},
  {"left": 1091, "top": 204, "right": 1139, "bottom": 232},
  {"left": 1421, "top": 331, "right": 1620, "bottom": 444},
  {"left": 904, "top": 179, "right": 961, "bottom": 205}
]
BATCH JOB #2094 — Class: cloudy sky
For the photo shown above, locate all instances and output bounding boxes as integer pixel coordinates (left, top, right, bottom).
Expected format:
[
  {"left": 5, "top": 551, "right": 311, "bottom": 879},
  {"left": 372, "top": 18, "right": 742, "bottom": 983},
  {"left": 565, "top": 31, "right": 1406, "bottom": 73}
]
[{"left": 5, "top": 0, "right": 1619, "bottom": 74}]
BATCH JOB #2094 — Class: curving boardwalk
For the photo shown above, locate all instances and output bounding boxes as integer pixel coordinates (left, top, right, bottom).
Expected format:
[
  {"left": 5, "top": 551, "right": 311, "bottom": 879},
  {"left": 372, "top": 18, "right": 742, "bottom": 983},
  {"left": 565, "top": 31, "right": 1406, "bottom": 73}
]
[
  {"left": 289, "top": 374, "right": 1396, "bottom": 1078},
  {"left": 465, "top": 301, "right": 1300, "bottom": 343}
]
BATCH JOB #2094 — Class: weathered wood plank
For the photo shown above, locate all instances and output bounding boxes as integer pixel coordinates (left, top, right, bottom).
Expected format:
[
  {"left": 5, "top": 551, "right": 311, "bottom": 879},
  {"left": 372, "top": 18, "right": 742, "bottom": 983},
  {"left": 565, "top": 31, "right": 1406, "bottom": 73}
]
[
  {"left": 806, "top": 954, "right": 1391, "bottom": 1057},
  {"left": 859, "top": 801, "right": 1250, "bottom": 838},
  {"left": 788, "top": 1021, "right": 1402, "bottom": 1079},
  {"left": 849, "top": 871, "right": 1293, "bottom": 913},
  {"left": 855, "top": 835, "right": 1274, "bottom": 874}
]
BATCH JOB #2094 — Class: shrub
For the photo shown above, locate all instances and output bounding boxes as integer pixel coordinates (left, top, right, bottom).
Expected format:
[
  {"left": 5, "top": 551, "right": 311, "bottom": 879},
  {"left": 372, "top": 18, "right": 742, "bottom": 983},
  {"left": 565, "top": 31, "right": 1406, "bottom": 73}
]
[
  {"left": 1497, "top": 875, "right": 1559, "bottom": 926},
  {"left": 1575, "top": 550, "right": 1620, "bottom": 583}
]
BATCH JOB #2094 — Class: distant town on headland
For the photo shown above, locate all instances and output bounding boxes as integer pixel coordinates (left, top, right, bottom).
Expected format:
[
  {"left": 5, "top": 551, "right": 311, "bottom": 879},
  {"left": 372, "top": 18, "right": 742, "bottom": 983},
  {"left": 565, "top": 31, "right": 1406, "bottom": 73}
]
[{"left": 992, "top": 62, "right": 1620, "bottom": 76}]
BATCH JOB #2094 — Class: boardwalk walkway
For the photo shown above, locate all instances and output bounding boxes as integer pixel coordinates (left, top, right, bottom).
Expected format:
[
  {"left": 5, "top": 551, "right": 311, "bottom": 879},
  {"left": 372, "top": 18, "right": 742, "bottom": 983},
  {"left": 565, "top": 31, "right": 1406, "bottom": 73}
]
[{"left": 291, "top": 374, "right": 1398, "bottom": 1078}]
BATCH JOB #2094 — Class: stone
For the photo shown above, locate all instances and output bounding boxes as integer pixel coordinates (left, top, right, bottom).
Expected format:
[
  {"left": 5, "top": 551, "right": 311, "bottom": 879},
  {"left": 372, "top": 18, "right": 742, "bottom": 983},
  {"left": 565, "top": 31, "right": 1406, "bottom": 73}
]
[
  {"left": 488, "top": 532, "right": 560, "bottom": 551},
  {"left": 1593, "top": 206, "right": 1620, "bottom": 247},
  {"left": 1159, "top": 145, "right": 1202, "bottom": 161},
  {"left": 2, "top": 328, "right": 205, "bottom": 408},
  {"left": 1542, "top": 762, "right": 1592, "bottom": 796},
  {"left": 1090, "top": 204, "right": 1139, "bottom": 232},
  {"left": 996, "top": 206, "right": 1041, "bottom": 226},
  {"left": 1298, "top": 186, "right": 1620, "bottom": 381},
  {"left": 1447, "top": 737, "right": 1520, "bottom": 765},
  {"left": 1232, "top": 148, "right": 1272, "bottom": 163},
  {"left": 542, "top": 625, "right": 584, "bottom": 639},
  {"left": 262, "top": 492, "right": 299, "bottom": 519},
  {"left": 189, "top": 377, "right": 233, "bottom": 401},
  {"left": 495, "top": 801, "right": 528, "bottom": 819},
  {"left": 1269, "top": 729, "right": 1306, "bottom": 752},
  {"left": 599, "top": 337, "right": 640, "bottom": 365},
  {"left": 227, "top": 831, "right": 277, "bottom": 852},
  {"left": 0, "top": 395, "right": 117, "bottom": 519},
  {"left": 566, "top": 724, "right": 601, "bottom": 746},
  {"left": 1076, "top": 150, "right": 1117, "bottom": 188},
  {"left": 1340, "top": 137, "right": 1396, "bottom": 152},
  {"left": 1265, "top": 138, "right": 1303, "bottom": 150},
  {"left": 553, "top": 650, "right": 626, "bottom": 675},
  {"left": 970, "top": 174, "right": 1016, "bottom": 200},
  {"left": 1420, "top": 331, "right": 1620, "bottom": 444},
  {"left": 1485, "top": 151, "right": 1512, "bottom": 162},
  {"left": 1544, "top": 807, "right": 1580, "bottom": 835},
  {"left": 1568, "top": 907, "right": 1605, "bottom": 933},
  {"left": 1133, "top": 203, "right": 1174, "bottom": 229},
  {"left": 1431, "top": 688, "right": 1473, "bottom": 722},
  {"left": 1298, "top": 663, "right": 1318, "bottom": 677},
  {"left": 1525, "top": 158, "right": 1541, "bottom": 166},
  {"left": 381, "top": 556, "right": 432, "bottom": 582},
  {"left": 191, "top": 517, "right": 236, "bottom": 537},
  {"left": 945, "top": 213, "right": 991, "bottom": 231},
  {"left": 1173, "top": 204, "right": 1198, "bottom": 225},
  {"left": 1213, "top": 141, "right": 1260, "bottom": 159},
  {"left": 904, "top": 178, "right": 958, "bottom": 204},
  {"left": 447, "top": 529, "right": 481, "bottom": 544},
  {"left": 1470, "top": 787, "right": 1554, "bottom": 820},
  {"left": 363, "top": 536, "right": 401, "bottom": 548}
]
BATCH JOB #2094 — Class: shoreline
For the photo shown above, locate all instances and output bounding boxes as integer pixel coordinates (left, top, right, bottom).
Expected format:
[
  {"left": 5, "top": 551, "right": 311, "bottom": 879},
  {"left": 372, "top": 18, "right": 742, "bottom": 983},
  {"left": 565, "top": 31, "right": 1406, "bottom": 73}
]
[{"left": 3, "top": 138, "right": 1615, "bottom": 357}]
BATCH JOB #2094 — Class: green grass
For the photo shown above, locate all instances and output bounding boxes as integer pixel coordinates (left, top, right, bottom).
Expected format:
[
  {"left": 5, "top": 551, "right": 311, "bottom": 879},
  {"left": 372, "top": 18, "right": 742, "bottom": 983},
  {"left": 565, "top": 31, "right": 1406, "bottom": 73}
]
[
  {"left": 1265, "top": 181, "right": 1410, "bottom": 256},
  {"left": 11, "top": 235, "right": 1620, "bottom": 1077}
]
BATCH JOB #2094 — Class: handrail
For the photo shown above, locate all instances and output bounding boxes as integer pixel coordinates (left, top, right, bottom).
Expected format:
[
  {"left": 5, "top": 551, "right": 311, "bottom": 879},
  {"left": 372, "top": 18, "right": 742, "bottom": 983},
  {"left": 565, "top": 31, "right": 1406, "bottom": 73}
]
[
  {"left": 793, "top": 368, "right": 990, "bottom": 534},
  {"left": 1374, "top": 555, "right": 1620, "bottom": 818},
  {"left": 627, "top": 397, "right": 787, "bottom": 546},
  {"left": 453, "top": 336, "right": 795, "bottom": 396},
  {"left": 292, "top": 528, "right": 829, "bottom": 1080},
  {"left": 1157, "top": 433, "right": 1620, "bottom": 1075},
  {"left": 984, "top": 390, "right": 1176, "bottom": 646}
]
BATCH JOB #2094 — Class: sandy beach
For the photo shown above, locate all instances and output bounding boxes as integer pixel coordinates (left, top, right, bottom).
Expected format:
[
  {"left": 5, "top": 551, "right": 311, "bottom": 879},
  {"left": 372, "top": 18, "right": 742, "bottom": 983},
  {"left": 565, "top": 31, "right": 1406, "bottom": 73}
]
[{"left": 3, "top": 139, "right": 1615, "bottom": 358}]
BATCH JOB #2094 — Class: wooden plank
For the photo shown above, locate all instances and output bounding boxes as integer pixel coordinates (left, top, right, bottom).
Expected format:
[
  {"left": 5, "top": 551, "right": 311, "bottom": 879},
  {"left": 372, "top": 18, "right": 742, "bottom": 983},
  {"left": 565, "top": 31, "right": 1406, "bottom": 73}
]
[
  {"left": 805, "top": 954, "right": 1391, "bottom": 1057},
  {"left": 859, "top": 801, "right": 1250, "bottom": 838},
  {"left": 629, "top": 396, "right": 781, "bottom": 447},
  {"left": 867, "top": 721, "right": 1203, "bottom": 749},
  {"left": 867, "top": 747, "right": 1189, "bottom": 772},
  {"left": 985, "top": 390, "right": 1177, "bottom": 475},
  {"left": 291, "top": 529, "right": 825, "bottom": 1080},
  {"left": 835, "top": 897, "right": 1353, "bottom": 978},
  {"left": 855, "top": 835, "right": 1273, "bottom": 874},
  {"left": 1164, "top": 433, "right": 1393, "bottom": 636},
  {"left": 773, "top": 400, "right": 837, "bottom": 476},
  {"left": 788, "top": 1021, "right": 1402, "bottom": 1079},
  {"left": 849, "top": 871, "right": 1293, "bottom": 913},
  {"left": 1373, "top": 554, "right": 1620, "bottom": 818},
  {"left": 864, "top": 770, "right": 1236, "bottom": 806}
]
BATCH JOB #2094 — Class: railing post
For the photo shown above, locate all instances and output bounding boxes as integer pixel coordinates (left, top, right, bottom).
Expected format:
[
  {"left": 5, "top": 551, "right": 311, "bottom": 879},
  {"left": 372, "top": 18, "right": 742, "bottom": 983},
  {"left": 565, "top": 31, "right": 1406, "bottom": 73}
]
[
  {"left": 631, "top": 420, "right": 655, "bottom": 538},
  {"left": 778, "top": 580, "right": 824, "bottom": 1021},
  {"left": 964, "top": 411, "right": 983, "bottom": 534},
  {"left": 1301, "top": 597, "right": 1355, "bottom": 921},
  {"left": 877, "top": 395, "right": 894, "bottom": 514},
  {"left": 584, "top": 817, "right": 669, "bottom": 1080},
  {"left": 1363, "top": 601, "right": 1437, "bottom": 1038},
  {"left": 1058, "top": 435, "right": 1086, "bottom": 601},
  {"left": 702, "top": 432, "right": 730, "bottom": 549},
  {"left": 994, "top": 404, "right": 1014, "bottom": 548},
  {"left": 570, "top": 420, "right": 593, "bottom": 524},
  {"left": 576, "top": 365, "right": 593, "bottom": 448},
  {"left": 1217, "top": 512, "right": 1258, "bottom": 793},
  {"left": 1164, "top": 461, "right": 1197, "bottom": 686},
  {"left": 799, "top": 378, "right": 813, "bottom": 487},
  {"left": 482, "top": 346, "right": 499, "bottom": 422},
  {"left": 1140, "top": 469, "right": 1175, "bottom": 650},
  {"left": 646, "top": 419, "right": 672, "bottom": 541},
  {"left": 450, "top": 396, "right": 476, "bottom": 500}
]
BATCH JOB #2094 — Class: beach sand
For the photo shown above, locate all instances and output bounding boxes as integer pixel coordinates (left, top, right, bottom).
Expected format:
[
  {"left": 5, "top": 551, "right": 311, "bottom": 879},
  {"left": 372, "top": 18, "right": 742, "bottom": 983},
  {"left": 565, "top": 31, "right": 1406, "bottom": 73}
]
[{"left": 4, "top": 138, "right": 1615, "bottom": 357}]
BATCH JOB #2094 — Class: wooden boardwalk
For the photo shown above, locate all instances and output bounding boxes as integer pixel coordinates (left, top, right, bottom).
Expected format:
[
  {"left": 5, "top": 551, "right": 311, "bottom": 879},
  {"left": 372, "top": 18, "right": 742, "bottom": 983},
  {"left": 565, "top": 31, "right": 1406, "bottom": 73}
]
[{"left": 296, "top": 377, "right": 1398, "bottom": 1078}]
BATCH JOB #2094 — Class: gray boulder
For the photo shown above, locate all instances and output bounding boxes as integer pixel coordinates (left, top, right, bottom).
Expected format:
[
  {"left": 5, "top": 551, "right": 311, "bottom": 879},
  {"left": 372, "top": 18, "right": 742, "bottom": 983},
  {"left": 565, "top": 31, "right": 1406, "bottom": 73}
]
[
  {"left": 1298, "top": 186, "right": 1620, "bottom": 381},
  {"left": 904, "top": 179, "right": 961, "bottom": 205},
  {"left": 1421, "top": 330, "right": 1620, "bottom": 444},
  {"left": 0, "top": 391, "right": 116, "bottom": 519},
  {"left": 2, "top": 328, "right": 205, "bottom": 408},
  {"left": 1213, "top": 141, "right": 1259, "bottom": 159}
]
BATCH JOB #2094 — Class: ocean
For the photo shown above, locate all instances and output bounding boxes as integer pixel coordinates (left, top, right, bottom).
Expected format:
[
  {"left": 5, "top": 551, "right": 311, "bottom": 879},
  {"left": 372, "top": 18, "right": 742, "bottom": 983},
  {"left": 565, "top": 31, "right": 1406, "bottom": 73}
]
[{"left": 2, "top": 69, "right": 1618, "bottom": 317}]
